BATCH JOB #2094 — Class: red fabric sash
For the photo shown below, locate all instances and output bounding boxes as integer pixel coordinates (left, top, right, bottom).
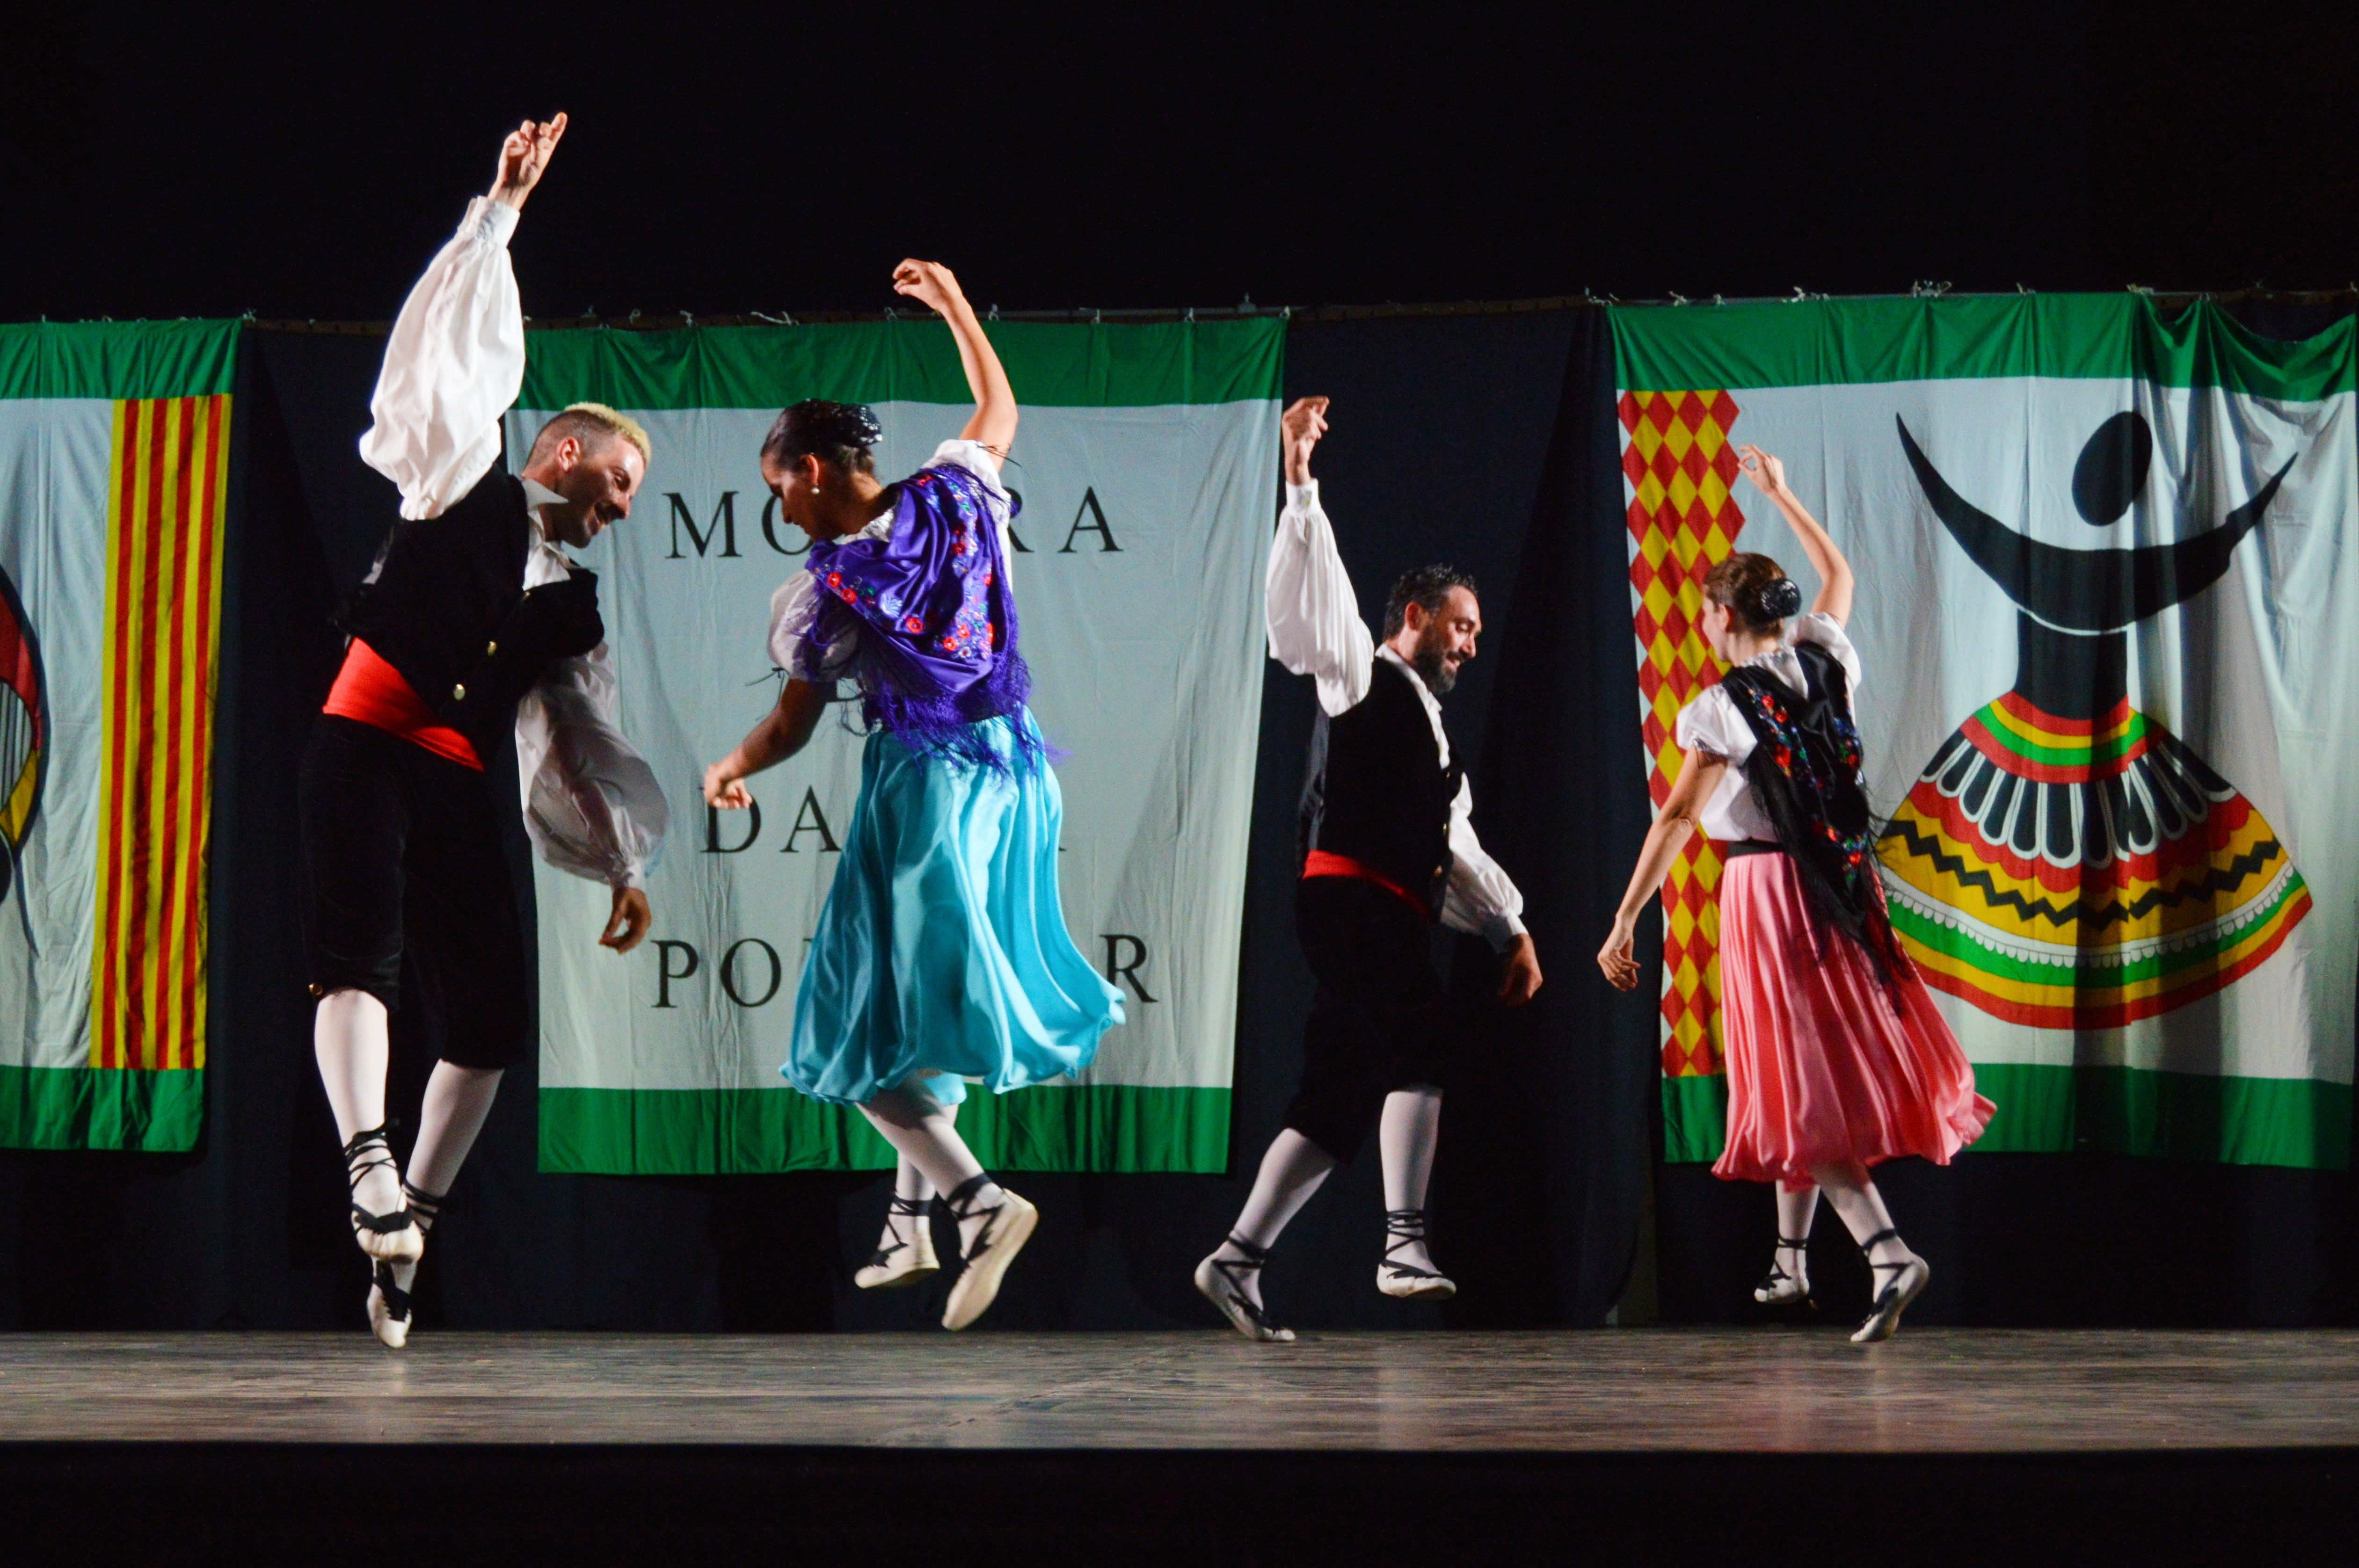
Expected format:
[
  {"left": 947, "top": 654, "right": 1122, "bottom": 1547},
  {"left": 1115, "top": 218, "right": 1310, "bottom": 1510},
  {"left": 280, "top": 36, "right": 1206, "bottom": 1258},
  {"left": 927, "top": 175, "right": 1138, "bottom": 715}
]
[
  {"left": 322, "top": 638, "right": 483, "bottom": 770},
  {"left": 1301, "top": 849, "right": 1430, "bottom": 920}
]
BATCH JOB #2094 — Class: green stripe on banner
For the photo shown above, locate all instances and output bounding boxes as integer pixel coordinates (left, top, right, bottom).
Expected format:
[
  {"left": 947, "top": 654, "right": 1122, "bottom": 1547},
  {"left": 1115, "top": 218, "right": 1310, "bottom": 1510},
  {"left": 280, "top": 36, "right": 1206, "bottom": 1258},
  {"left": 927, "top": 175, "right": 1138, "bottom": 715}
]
[
  {"left": 0, "top": 320, "right": 241, "bottom": 401},
  {"left": 520, "top": 317, "right": 1287, "bottom": 413},
  {"left": 1971, "top": 1064, "right": 2350, "bottom": 1169},
  {"left": 0, "top": 1066, "right": 205, "bottom": 1152},
  {"left": 1661, "top": 1065, "right": 2347, "bottom": 1171},
  {"left": 1611, "top": 296, "right": 2357, "bottom": 400},
  {"left": 1661, "top": 1075, "right": 1730, "bottom": 1164},
  {"left": 539, "top": 1084, "right": 1231, "bottom": 1175}
]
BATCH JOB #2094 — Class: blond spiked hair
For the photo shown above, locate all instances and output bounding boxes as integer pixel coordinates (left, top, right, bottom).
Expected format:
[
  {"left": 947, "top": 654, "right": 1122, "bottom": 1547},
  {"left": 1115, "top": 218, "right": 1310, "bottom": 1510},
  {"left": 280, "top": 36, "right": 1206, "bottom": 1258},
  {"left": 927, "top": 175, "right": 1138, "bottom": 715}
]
[{"left": 531, "top": 401, "right": 652, "bottom": 467}]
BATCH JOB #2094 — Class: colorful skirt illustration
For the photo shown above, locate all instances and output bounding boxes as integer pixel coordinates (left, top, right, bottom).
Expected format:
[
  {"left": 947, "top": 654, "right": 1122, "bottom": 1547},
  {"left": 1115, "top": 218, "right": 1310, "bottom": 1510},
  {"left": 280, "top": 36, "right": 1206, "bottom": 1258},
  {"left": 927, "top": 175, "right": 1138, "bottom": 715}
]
[{"left": 1878, "top": 690, "right": 2311, "bottom": 1030}]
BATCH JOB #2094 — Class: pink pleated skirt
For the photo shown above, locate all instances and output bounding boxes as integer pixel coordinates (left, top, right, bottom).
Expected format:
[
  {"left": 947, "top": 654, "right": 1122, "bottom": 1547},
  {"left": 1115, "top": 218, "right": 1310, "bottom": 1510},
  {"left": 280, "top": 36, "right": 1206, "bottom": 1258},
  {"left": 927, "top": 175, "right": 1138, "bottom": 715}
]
[{"left": 1712, "top": 850, "right": 1994, "bottom": 1192}]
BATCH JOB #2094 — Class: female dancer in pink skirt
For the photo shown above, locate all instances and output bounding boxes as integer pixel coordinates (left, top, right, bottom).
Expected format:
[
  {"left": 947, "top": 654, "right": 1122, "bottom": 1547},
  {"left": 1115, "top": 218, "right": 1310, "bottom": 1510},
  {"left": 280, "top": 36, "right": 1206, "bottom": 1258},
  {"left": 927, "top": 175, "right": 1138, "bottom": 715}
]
[{"left": 1599, "top": 444, "right": 1992, "bottom": 1343}]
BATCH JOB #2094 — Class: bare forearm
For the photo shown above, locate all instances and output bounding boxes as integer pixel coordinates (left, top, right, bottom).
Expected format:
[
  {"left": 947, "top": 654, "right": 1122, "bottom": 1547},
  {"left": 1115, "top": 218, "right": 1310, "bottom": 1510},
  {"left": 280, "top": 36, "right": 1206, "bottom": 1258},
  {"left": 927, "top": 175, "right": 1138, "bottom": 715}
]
[
  {"left": 723, "top": 711, "right": 796, "bottom": 780},
  {"left": 729, "top": 688, "right": 823, "bottom": 777},
  {"left": 1769, "top": 487, "right": 1854, "bottom": 618},
  {"left": 1616, "top": 816, "right": 1697, "bottom": 924},
  {"left": 945, "top": 297, "right": 1018, "bottom": 456}
]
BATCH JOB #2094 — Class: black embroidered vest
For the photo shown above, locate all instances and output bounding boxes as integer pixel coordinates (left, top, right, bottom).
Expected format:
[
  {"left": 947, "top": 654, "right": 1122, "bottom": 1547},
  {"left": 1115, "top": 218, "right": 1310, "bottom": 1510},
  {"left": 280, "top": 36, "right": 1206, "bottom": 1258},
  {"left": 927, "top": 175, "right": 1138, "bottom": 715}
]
[
  {"left": 336, "top": 470, "right": 600, "bottom": 745},
  {"left": 1298, "top": 657, "right": 1460, "bottom": 917},
  {"left": 1717, "top": 642, "right": 1906, "bottom": 981}
]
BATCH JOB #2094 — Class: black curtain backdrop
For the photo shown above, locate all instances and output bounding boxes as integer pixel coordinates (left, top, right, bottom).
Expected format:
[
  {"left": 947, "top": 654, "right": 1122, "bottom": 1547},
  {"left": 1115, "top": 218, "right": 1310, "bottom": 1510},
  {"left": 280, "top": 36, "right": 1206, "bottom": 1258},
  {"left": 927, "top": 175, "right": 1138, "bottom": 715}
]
[{"left": 2, "top": 304, "right": 2352, "bottom": 1334}]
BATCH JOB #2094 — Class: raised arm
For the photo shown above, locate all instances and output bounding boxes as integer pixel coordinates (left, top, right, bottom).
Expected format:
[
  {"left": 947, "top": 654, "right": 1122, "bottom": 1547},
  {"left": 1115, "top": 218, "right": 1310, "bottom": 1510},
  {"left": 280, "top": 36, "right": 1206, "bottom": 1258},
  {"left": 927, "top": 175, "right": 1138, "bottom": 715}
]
[
  {"left": 1265, "top": 398, "right": 1376, "bottom": 714},
  {"left": 1736, "top": 444, "right": 1853, "bottom": 624},
  {"left": 1598, "top": 747, "right": 1729, "bottom": 990},
  {"left": 893, "top": 261, "right": 1015, "bottom": 468},
  {"left": 360, "top": 115, "right": 567, "bottom": 521}
]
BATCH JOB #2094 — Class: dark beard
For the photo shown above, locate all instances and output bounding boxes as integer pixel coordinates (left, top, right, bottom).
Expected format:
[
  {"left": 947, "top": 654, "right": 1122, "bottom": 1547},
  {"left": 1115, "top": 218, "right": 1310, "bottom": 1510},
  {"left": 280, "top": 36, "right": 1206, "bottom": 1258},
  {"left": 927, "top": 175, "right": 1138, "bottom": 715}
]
[{"left": 1412, "top": 635, "right": 1457, "bottom": 697}]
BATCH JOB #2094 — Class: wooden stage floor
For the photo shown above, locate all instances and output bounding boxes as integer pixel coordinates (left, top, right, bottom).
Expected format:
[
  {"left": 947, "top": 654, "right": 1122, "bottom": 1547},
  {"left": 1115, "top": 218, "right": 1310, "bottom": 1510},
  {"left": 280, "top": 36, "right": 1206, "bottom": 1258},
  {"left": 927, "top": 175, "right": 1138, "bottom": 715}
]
[{"left": 4, "top": 1327, "right": 2357, "bottom": 1451}]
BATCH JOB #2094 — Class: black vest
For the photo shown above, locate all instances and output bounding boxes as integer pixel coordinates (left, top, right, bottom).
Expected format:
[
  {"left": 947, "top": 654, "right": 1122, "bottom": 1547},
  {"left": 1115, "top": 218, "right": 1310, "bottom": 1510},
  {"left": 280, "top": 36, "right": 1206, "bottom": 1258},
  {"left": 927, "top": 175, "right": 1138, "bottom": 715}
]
[
  {"left": 1297, "top": 657, "right": 1460, "bottom": 916},
  {"left": 336, "top": 470, "right": 587, "bottom": 744}
]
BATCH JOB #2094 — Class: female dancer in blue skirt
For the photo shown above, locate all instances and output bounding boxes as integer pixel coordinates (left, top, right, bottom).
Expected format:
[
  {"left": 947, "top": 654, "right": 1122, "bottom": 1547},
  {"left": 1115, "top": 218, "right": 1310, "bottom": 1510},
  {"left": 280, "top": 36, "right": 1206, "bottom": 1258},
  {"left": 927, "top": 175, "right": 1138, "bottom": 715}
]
[{"left": 704, "top": 259, "right": 1123, "bottom": 1330}]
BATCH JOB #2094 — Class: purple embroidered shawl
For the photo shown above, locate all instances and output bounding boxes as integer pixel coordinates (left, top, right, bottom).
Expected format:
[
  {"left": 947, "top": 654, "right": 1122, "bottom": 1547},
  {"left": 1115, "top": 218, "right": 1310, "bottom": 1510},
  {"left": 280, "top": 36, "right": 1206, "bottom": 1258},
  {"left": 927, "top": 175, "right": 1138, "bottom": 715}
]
[{"left": 800, "top": 462, "right": 1037, "bottom": 771}]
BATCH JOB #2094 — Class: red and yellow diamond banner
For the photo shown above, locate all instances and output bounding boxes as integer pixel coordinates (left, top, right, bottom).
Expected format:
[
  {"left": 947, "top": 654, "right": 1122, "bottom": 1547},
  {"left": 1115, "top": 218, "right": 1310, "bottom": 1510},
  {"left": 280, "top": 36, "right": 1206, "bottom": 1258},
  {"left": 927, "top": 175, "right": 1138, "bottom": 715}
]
[{"left": 1619, "top": 389, "right": 1745, "bottom": 1158}]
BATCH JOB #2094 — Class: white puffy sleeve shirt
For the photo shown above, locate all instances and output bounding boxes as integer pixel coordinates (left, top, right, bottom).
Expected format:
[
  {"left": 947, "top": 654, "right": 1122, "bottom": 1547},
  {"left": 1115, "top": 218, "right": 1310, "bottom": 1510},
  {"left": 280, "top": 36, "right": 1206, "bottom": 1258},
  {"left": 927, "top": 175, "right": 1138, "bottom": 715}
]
[
  {"left": 358, "top": 196, "right": 666, "bottom": 890},
  {"left": 1264, "top": 479, "right": 1527, "bottom": 949},
  {"left": 1673, "top": 611, "right": 1864, "bottom": 843}
]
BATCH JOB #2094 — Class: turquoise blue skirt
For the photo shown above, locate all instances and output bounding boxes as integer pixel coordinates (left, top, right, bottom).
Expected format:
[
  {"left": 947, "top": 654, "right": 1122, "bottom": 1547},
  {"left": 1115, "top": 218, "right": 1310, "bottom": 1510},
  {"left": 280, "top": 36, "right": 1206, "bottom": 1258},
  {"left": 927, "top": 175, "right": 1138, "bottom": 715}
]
[{"left": 784, "top": 710, "right": 1124, "bottom": 1107}]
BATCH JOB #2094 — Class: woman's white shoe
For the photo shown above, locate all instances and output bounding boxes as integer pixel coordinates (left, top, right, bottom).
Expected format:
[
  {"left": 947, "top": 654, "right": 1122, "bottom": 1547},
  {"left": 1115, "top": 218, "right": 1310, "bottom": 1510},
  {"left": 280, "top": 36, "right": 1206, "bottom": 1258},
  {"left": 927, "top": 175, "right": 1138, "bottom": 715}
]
[
  {"left": 854, "top": 1195, "right": 940, "bottom": 1291},
  {"left": 941, "top": 1185, "right": 1036, "bottom": 1331},
  {"left": 1852, "top": 1234, "right": 1929, "bottom": 1344},
  {"left": 1754, "top": 1237, "right": 1813, "bottom": 1306}
]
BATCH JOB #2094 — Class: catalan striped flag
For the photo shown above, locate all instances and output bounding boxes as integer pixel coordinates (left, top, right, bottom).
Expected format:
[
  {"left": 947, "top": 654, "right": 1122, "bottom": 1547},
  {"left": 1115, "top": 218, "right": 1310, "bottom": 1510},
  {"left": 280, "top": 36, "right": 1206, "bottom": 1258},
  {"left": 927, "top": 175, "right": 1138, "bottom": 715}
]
[{"left": 0, "top": 322, "right": 239, "bottom": 1151}]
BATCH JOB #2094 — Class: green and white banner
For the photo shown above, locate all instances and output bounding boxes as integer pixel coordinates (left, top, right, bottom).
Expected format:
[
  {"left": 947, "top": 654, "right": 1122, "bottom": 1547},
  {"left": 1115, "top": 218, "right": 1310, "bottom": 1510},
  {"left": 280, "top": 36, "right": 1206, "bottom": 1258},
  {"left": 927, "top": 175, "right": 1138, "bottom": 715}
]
[
  {"left": 1615, "top": 296, "right": 2356, "bottom": 1169},
  {"left": 506, "top": 318, "right": 1282, "bottom": 1174}
]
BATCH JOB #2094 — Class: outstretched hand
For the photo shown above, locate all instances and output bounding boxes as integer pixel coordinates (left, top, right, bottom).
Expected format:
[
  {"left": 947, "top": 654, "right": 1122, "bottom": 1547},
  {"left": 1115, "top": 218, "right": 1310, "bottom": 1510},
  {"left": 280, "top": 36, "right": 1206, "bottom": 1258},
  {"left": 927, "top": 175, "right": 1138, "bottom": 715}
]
[
  {"left": 703, "top": 759, "right": 752, "bottom": 810},
  {"left": 490, "top": 113, "right": 568, "bottom": 210},
  {"left": 1596, "top": 913, "right": 1641, "bottom": 991},
  {"left": 892, "top": 260, "right": 967, "bottom": 319},
  {"left": 1282, "top": 396, "right": 1329, "bottom": 486},
  {"left": 1734, "top": 443, "right": 1788, "bottom": 500},
  {"left": 601, "top": 885, "right": 651, "bottom": 954}
]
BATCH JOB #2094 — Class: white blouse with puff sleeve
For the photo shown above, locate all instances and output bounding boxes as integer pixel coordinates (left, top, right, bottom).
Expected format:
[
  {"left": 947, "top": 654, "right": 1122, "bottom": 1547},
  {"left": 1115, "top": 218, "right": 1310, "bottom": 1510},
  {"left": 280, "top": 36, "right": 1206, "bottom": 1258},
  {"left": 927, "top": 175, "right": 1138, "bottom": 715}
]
[{"left": 1673, "top": 611, "right": 1864, "bottom": 844}]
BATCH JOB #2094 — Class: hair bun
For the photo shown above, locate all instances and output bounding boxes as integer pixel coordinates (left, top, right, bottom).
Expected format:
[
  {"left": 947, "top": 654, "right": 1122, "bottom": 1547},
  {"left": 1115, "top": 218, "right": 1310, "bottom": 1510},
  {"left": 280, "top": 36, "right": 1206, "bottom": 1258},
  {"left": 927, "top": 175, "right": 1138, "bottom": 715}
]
[
  {"left": 1751, "top": 577, "right": 1803, "bottom": 621},
  {"left": 814, "top": 401, "right": 881, "bottom": 450}
]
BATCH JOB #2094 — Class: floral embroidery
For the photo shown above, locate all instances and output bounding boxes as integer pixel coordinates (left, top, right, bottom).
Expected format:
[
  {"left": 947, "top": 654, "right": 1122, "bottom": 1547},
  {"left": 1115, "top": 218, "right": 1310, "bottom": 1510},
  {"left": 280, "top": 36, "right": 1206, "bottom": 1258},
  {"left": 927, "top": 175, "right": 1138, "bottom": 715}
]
[{"left": 790, "top": 459, "right": 1038, "bottom": 771}]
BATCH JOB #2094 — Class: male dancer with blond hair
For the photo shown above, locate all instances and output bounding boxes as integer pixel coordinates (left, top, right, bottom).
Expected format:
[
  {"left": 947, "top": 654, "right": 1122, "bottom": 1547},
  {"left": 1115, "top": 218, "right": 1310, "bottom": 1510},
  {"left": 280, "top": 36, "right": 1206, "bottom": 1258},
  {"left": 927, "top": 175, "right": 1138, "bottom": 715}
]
[{"left": 301, "top": 115, "right": 666, "bottom": 1347}]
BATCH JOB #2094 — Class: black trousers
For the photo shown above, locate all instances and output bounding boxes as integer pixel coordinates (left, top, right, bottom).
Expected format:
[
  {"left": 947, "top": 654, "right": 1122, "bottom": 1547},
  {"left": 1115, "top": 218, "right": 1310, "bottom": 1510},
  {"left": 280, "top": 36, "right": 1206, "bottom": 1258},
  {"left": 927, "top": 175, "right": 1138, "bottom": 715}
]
[
  {"left": 1285, "top": 876, "right": 1491, "bottom": 1164},
  {"left": 297, "top": 714, "right": 531, "bottom": 1069}
]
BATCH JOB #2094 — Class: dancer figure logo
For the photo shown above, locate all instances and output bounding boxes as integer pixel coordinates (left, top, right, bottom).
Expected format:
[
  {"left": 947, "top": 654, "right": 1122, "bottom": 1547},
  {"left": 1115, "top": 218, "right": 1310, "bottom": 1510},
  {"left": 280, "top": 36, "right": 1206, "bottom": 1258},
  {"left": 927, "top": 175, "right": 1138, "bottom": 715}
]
[
  {"left": 1878, "top": 413, "right": 2313, "bottom": 1029},
  {"left": 0, "top": 562, "right": 44, "bottom": 904}
]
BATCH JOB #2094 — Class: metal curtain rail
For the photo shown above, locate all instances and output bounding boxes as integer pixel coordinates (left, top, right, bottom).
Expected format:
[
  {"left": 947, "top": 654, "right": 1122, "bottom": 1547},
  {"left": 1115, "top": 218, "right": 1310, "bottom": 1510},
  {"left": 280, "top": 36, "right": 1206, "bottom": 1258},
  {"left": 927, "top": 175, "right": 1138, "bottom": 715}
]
[{"left": 223, "top": 284, "right": 2359, "bottom": 335}]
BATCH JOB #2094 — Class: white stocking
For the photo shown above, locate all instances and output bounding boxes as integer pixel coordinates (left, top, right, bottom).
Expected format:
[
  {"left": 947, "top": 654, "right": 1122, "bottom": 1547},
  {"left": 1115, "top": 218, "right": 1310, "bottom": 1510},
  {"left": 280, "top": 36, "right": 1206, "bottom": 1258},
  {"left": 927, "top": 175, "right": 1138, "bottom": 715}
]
[
  {"left": 1810, "top": 1161, "right": 1909, "bottom": 1266},
  {"left": 887, "top": 1096, "right": 953, "bottom": 1248},
  {"left": 1379, "top": 1085, "right": 1443, "bottom": 1274},
  {"left": 408, "top": 1063, "right": 502, "bottom": 1206},
  {"left": 859, "top": 1087, "right": 997, "bottom": 1250},
  {"left": 1213, "top": 1130, "right": 1338, "bottom": 1307},
  {"left": 313, "top": 989, "right": 398, "bottom": 1218},
  {"left": 1774, "top": 1183, "right": 1820, "bottom": 1288}
]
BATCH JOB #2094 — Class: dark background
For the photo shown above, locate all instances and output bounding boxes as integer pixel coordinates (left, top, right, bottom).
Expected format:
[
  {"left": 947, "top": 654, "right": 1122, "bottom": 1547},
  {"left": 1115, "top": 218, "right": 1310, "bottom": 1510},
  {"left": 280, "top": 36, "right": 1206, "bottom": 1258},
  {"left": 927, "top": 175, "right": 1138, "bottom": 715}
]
[
  {"left": 5, "top": 2, "right": 2357, "bottom": 323},
  {"left": 0, "top": 3, "right": 2355, "bottom": 1336}
]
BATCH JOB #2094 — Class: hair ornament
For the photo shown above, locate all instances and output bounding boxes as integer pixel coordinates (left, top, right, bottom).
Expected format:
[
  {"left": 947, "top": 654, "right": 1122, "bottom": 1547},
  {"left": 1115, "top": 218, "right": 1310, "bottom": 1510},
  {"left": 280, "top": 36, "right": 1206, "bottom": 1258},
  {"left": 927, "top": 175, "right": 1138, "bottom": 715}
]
[{"left": 1751, "top": 577, "right": 1804, "bottom": 621}]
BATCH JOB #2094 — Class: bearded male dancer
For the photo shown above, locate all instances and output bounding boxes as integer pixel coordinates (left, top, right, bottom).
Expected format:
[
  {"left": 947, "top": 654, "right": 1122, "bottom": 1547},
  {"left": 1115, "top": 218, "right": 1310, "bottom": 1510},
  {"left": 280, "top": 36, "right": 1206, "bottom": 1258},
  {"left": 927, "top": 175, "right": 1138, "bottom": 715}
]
[
  {"left": 302, "top": 115, "right": 666, "bottom": 1348},
  {"left": 1195, "top": 396, "right": 1544, "bottom": 1342}
]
